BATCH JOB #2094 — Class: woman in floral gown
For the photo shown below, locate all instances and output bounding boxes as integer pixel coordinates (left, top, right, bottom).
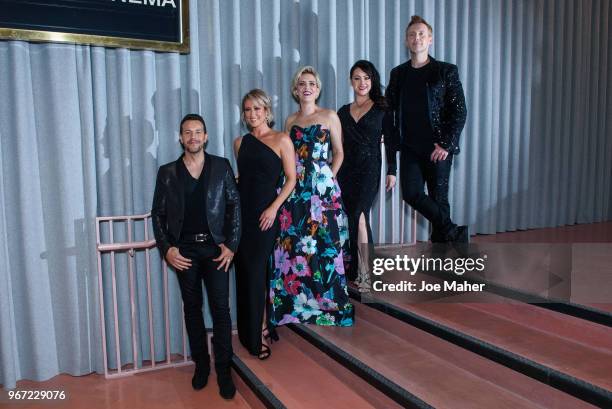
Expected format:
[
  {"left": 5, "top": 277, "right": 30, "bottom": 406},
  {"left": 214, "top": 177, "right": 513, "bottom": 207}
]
[{"left": 270, "top": 66, "right": 354, "bottom": 327}]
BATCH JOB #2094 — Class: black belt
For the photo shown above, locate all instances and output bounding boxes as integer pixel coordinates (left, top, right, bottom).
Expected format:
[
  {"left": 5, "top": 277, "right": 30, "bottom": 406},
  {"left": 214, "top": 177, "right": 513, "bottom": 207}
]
[{"left": 180, "top": 233, "right": 213, "bottom": 243}]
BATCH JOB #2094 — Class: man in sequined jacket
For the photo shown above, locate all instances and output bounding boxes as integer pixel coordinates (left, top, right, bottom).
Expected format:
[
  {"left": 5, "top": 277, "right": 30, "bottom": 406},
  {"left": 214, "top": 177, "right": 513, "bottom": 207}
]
[{"left": 384, "top": 15, "right": 468, "bottom": 243}]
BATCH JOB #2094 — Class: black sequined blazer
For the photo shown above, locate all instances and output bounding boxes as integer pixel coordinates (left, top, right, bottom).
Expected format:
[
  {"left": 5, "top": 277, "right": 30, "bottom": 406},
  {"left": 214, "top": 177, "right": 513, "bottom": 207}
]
[
  {"left": 384, "top": 56, "right": 467, "bottom": 174},
  {"left": 151, "top": 153, "right": 241, "bottom": 257}
]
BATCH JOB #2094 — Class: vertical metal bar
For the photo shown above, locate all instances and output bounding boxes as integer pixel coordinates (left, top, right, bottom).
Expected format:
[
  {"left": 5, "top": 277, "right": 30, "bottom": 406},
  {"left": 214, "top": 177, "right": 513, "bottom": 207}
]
[
  {"left": 144, "top": 218, "right": 155, "bottom": 368},
  {"left": 411, "top": 208, "right": 417, "bottom": 245},
  {"left": 109, "top": 220, "right": 122, "bottom": 374},
  {"left": 391, "top": 177, "right": 397, "bottom": 242},
  {"left": 400, "top": 201, "right": 406, "bottom": 245},
  {"left": 127, "top": 218, "right": 138, "bottom": 369},
  {"left": 207, "top": 332, "right": 212, "bottom": 359},
  {"left": 163, "top": 261, "right": 171, "bottom": 364},
  {"left": 377, "top": 196, "right": 383, "bottom": 243},
  {"left": 182, "top": 301, "right": 188, "bottom": 362},
  {"left": 378, "top": 143, "right": 384, "bottom": 242},
  {"left": 96, "top": 219, "right": 110, "bottom": 377}
]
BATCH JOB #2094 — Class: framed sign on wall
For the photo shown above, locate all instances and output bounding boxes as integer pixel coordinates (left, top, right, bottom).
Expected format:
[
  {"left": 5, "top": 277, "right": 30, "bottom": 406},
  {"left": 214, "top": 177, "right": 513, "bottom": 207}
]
[{"left": 0, "top": 0, "right": 190, "bottom": 53}]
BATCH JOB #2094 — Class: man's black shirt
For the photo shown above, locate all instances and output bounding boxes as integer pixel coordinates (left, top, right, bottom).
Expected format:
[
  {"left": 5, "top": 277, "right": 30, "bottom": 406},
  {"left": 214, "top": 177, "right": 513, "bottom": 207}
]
[
  {"left": 178, "top": 155, "right": 211, "bottom": 236},
  {"left": 402, "top": 62, "right": 435, "bottom": 156}
]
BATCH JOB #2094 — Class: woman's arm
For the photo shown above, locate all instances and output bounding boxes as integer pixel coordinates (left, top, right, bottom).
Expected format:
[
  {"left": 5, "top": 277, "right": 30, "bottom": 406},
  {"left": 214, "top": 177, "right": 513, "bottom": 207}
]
[
  {"left": 259, "top": 133, "right": 296, "bottom": 231},
  {"left": 232, "top": 135, "right": 242, "bottom": 180},
  {"left": 328, "top": 110, "right": 344, "bottom": 177},
  {"left": 233, "top": 136, "right": 243, "bottom": 160}
]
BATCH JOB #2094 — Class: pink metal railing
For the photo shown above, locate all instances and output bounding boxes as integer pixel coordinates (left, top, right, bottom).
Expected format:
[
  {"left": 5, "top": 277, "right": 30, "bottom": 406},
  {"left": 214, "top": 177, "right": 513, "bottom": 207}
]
[{"left": 95, "top": 213, "right": 191, "bottom": 378}]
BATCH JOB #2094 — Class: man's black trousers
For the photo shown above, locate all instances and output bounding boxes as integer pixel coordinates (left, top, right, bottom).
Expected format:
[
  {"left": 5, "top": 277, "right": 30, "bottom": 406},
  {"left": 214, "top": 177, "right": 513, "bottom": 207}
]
[
  {"left": 175, "top": 243, "right": 233, "bottom": 370},
  {"left": 400, "top": 147, "right": 455, "bottom": 238}
]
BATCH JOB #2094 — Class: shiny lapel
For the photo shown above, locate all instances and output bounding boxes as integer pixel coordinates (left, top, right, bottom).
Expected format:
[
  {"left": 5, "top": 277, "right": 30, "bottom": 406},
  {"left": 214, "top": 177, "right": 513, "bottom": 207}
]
[
  {"left": 172, "top": 156, "right": 185, "bottom": 217},
  {"left": 202, "top": 151, "right": 212, "bottom": 211}
]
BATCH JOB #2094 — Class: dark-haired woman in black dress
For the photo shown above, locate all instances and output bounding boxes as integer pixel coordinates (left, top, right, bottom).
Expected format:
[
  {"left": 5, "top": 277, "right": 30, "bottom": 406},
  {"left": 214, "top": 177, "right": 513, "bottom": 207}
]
[
  {"left": 337, "top": 60, "right": 393, "bottom": 292},
  {"left": 234, "top": 89, "right": 296, "bottom": 359}
]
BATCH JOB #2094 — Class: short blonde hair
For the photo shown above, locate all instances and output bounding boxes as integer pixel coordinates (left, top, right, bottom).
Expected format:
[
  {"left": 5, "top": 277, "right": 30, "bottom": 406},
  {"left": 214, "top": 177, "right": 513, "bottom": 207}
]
[
  {"left": 241, "top": 88, "right": 274, "bottom": 129},
  {"left": 291, "top": 66, "right": 322, "bottom": 103}
]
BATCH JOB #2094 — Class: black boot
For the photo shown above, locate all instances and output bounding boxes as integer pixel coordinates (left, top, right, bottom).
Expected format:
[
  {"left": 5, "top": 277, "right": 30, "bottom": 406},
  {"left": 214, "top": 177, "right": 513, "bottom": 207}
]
[
  {"left": 191, "top": 357, "right": 210, "bottom": 390},
  {"left": 216, "top": 367, "right": 236, "bottom": 399},
  {"left": 430, "top": 226, "right": 447, "bottom": 243},
  {"left": 446, "top": 225, "right": 469, "bottom": 243},
  {"left": 430, "top": 224, "right": 453, "bottom": 258}
]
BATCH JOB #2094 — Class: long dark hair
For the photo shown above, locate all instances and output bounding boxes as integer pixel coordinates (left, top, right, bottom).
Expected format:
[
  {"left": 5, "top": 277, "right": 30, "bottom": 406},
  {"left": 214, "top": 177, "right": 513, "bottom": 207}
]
[{"left": 349, "top": 60, "right": 387, "bottom": 109}]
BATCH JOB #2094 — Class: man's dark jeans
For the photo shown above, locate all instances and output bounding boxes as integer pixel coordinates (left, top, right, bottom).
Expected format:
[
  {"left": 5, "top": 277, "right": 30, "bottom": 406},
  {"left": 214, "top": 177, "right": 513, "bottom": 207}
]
[
  {"left": 400, "top": 147, "right": 454, "bottom": 238},
  {"left": 176, "top": 243, "right": 233, "bottom": 370}
]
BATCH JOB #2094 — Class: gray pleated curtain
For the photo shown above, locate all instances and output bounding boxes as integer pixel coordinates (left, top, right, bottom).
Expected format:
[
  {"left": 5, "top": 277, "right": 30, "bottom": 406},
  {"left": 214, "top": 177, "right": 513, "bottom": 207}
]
[{"left": 0, "top": 0, "right": 610, "bottom": 389}]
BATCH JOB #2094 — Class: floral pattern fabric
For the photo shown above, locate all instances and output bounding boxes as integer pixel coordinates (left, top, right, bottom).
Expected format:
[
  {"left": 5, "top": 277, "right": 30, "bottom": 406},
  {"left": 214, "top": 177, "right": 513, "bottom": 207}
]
[{"left": 270, "top": 124, "right": 354, "bottom": 327}]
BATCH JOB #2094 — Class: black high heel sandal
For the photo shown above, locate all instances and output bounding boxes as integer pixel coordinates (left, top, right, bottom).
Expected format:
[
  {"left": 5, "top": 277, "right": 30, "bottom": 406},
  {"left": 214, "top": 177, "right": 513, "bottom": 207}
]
[
  {"left": 258, "top": 342, "right": 271, "bottom": 360},
  {"left": 262, "top": 326, "right": 279, "bottom": 342}
]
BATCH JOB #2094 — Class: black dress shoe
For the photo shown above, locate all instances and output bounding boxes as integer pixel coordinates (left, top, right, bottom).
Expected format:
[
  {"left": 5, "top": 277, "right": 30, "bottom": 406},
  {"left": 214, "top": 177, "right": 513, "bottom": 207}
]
[
  {"left": 191, "top": 360, "right": 210, "bottom": 390},
  {"left": 217, "top": 369, "right": 236, "bottom": 399},
  {"left": 457, "top": 225, "right": 469, "bottom": 243},
  {"left": 430, "top": 227, "right": 446, "bottom": 243},
  {"left": 447, "top": 225, "right": 469, "bottom": 243}
]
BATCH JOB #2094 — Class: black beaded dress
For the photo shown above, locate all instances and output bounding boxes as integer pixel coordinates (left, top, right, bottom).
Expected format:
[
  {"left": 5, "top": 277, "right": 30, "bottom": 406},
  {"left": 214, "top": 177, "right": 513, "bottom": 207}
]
[
  {"left": 337, "top": 104, "right": 386, "bottom": 281},
  {"left": 235, "top": 134, "right": 282, "bottom": 355}
]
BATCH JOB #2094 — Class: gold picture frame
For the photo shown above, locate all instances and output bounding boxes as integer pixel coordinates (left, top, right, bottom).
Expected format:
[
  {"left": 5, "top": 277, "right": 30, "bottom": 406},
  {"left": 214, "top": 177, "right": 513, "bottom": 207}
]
[{"left": 0, "top": 0, "right": 190, "bottom": 53}]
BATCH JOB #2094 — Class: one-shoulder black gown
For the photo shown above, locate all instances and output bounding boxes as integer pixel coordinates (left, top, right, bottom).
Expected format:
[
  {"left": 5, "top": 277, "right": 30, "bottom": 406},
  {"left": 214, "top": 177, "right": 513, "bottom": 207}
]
[{"left": 235, "top": 133, "right": 282, "bottom": 355}]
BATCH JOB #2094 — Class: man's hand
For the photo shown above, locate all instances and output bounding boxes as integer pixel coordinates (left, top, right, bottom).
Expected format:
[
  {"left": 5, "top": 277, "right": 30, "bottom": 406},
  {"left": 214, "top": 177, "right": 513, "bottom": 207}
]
[
  {"left": 430, "top": 143, "right": 449, "bottom": 162},
  {"left": 259, "top": 205, "right": 278, "bottom": 231},
  {"left": 213, "top": 243, "right": 235, "bottom": 272},
  {"left": 165, "top": 247, "right": 192, "bottom": 271},
  {"left": 386, "top": 175, "right": 397, "bottom": 191}
]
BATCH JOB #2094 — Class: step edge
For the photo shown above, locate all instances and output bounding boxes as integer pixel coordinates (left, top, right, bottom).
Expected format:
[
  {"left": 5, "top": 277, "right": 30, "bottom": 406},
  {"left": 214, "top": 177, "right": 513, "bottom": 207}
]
[
  {"left": 288, "top": 323, "right": 434, "bottom": 409},
  {"left": 350, "top": 288, "right": 612, "bottom": 408},
  {"left": 232, "top": 354, "right": 287, "bottom": 409}
]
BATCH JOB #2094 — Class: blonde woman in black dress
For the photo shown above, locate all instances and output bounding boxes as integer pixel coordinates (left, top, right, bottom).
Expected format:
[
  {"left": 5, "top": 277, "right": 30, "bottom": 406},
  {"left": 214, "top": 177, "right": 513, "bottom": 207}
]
[
  {"left": 337, "top": 60, "right": 393, "bottom": 292},
  {"left": 233, "top": 89, "right": 296, "bottom": 359}
]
